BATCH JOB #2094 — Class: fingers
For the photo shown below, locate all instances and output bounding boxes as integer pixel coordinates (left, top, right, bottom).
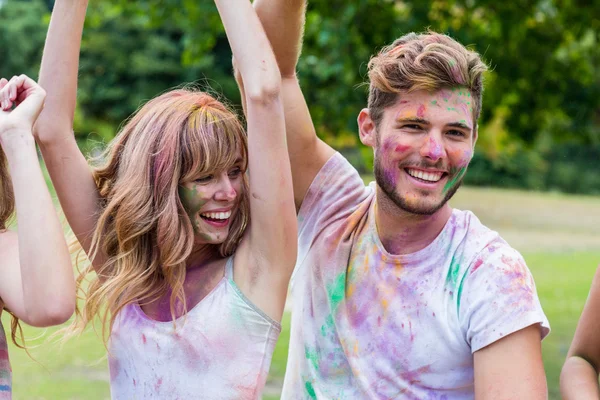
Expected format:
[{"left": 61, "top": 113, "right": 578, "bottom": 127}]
[
  {"left": 0, "top": 77, "right": 11, "bottom": 110},
  {"left": 0, "top": 75, "right": 42, "bottom": 111},
  {"left": 0, "top": 76, "right": 19, "bottom": 110}
]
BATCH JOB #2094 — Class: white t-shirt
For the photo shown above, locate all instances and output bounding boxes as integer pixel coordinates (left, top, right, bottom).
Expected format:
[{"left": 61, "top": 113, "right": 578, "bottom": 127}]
[
  {"left": 108, "top": 257, "right": 281, "bottom": 399},
  {"left": 281, "top": 153, "right": 550, "bottom": 399}
]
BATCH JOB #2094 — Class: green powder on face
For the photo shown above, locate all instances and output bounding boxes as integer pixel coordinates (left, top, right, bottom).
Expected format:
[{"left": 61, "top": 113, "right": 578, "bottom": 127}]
[
  {"left": 443, "top": 166, "right": 467, "bottom": 194},
  {"left": 431, "top": 100, "right": 438, "bottom": 106}
]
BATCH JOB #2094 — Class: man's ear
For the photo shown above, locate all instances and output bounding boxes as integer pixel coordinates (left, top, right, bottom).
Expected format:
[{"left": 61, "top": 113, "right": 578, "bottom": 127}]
[{"left": 358, "top": 108, "right": 377, "bottom": 148}]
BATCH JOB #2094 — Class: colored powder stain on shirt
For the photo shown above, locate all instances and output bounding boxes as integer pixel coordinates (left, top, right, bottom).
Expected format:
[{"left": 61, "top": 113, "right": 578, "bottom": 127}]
[
  {"left": 305, "top": 381, "right": 317, "bottom": 399},
  {"left": 305, "top": 347, "right": 320, "bottom": 371},
  {"left": 0, "top": 386, "right": 9, "bottom": 392},
  {"left": 328, "top": 272, "right": 346, "bottom": 310},
  {"left": 320, "top": 314, "right": 335, "bottom": 337}
]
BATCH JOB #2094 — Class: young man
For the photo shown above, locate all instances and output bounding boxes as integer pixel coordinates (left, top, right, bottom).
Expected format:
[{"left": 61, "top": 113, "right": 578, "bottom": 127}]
[{"left": 237, "top": 2, "right": 550, "bottom": 398}]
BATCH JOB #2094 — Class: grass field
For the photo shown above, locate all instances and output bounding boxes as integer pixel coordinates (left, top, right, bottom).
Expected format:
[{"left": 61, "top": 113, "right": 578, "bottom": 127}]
[{"left": 3, "top": 180, "right": 599, "bottom": 399}]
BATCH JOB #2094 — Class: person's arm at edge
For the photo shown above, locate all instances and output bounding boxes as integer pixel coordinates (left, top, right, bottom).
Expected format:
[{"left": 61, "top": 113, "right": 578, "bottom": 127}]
[
  {"left": 237, "top": 0, "right": 335, "bottom": 210},
  {"left": 0, "top": 77, "right": 75, "bottom": 327},
  {"left": 560, "top": 264, "right": 600, "bottom": 399},
  {"left": 473, "top": 324, "right": 547, "bottom": 399},
  {"left": 34, "top": 0, "right": 106, "bottom": 268},
  {"left": 214, "top": 0, "right": 297, "bottom": 322}
]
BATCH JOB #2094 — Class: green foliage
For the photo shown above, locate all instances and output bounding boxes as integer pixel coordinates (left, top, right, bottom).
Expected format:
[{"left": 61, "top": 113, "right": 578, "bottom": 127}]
[
  {"left": 0, "top": 0, "right": 598, "bottom": 194},
  {"left": 0, "top": 0, "right": 48, "bottom": 78}
]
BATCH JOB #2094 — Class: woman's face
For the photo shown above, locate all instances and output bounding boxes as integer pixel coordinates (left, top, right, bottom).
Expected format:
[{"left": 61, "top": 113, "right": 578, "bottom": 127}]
[{"left": 179, "top": 158, "right": 245, "bottom": 245}]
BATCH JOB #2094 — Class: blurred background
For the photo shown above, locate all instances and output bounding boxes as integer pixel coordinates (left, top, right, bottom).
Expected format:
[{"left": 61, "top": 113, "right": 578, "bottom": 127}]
[{"left": 0, "top": 0, "right": 598, "bottom": 398}]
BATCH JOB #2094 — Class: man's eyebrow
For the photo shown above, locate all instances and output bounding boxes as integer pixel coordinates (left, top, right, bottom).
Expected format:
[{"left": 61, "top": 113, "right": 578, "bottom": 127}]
[
  {"left": 395, "top": 117, "right": 429, "bottom": 124},
  {"left": 446, "top": 121, "right": 472, "bottom": 130}
]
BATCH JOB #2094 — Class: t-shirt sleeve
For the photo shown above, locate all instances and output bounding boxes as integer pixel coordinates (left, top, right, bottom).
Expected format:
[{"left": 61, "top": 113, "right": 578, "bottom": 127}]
[
  {"left": 459, "top": 243, "right": 550, "bottom": 353},
  {"left": 296, "top": 152, "right": 370, "bottom": 262}
]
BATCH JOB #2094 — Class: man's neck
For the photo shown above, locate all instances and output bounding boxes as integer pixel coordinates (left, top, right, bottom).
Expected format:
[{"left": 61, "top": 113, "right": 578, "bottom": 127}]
[{"left": 375, "top": 186, "right": 453, "bottom": 255}]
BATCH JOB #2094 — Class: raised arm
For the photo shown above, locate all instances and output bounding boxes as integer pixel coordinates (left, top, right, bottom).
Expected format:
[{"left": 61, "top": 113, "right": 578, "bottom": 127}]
[
  {"left": 560, "top": 264, "right": 600, "bottom": 399},
  {"left": 214, "top": 0, "right": 297, "bottom": 321},
  {"left": 237, "top": 0, "right": 335, "bottom": 209},
  {"left": 34, "top": 0, "right": 105, "bottom": 267},
  {"left": 0, "top": 76, "right": 75, "bottom": 327}
]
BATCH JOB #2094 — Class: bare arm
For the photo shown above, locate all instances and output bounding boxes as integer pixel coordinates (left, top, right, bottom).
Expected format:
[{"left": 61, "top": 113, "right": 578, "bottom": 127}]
[
  {"left": 214, "top": 0, "right": 297, "bottom": 321},
  {"left": 474, "top": 325, "right": 547, "bottom": 399},
  {"left": 34, "top": 0, "right": 105, "bottom": 267},
  {"left": 561, "top": 264, "right": 600, "bottom": 399},
  {"left": 0, "top": 76, "right": 75, "bottom": 327},
  {"left": 237, "top": 0, "right": 335, "bottom": 209}
]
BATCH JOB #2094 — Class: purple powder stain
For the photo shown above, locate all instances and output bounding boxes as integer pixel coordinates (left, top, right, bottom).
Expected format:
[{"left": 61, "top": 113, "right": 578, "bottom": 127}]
[
  {"left": 470, "top": 257, "right": 485, "bottom": 275},
  {"left": 439, "top": 89, "right": 452, "bottom": 102},
  {"left": 400, "top": 364, "right": 432, "bottom": 385},
  {"left": 383, "top": 166, "right": 397, "bottom": 187},
  {"left": 108, "top": 355, "right": 120, "bottom": 381},
  {"left": 427, "top": 137, "right": 443, "bottom": 159}
]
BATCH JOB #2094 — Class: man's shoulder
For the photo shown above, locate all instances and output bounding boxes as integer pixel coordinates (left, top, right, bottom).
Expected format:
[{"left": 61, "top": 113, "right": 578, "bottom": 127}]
[{"left": 450, "top": 209, "right": 522, "bottom": 269}]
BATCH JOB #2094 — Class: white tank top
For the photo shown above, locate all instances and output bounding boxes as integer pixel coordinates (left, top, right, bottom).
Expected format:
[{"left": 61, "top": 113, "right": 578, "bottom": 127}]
[{"left": 108, "top": 257, "right": 281, "bottom": 399}]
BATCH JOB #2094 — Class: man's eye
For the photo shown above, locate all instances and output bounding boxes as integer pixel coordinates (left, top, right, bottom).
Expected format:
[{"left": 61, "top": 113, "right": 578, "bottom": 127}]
[
  {"left": 403, "top": 124, "right": 422, "bottom": 130},
  {"left": 447, "top": 130, "right": 466, "bottom": 137}
]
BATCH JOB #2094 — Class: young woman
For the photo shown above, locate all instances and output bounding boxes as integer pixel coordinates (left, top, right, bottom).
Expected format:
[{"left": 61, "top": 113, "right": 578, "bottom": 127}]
[
  {"left": 0, "top": 75, "right": 75, "bottom": 398},
  {"left": 20, "top": 0, "right": 296, "bottom": 398},
  {"left": 561, "top": 264, "right": 600, "bottom": 399}
]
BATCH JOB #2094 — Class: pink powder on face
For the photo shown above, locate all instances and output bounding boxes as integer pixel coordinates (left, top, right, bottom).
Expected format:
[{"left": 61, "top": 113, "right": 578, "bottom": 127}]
[
  {"left": 439, "top": 89, "right": 452, "bottom": 102},
  {"left": 417, "top": 105, "right": 426, "bottom": 118},
  {"left": 394, "top": 144, "right": 411, "bottom": 153},
  {"left": 427, "top": 137, "right": 443, "bottom": 160}
]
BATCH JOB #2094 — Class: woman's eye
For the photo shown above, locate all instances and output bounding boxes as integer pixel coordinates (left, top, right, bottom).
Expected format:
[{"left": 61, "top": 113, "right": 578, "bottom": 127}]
[
  {"left": 228, "top": 168, "right": 242, "bottom": 178},
  {"left": 194, "top": 175, "right": 213, "bottom": 183}
]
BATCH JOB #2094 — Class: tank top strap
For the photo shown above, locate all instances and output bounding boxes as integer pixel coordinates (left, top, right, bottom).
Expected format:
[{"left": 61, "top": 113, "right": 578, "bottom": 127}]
[{"left": 224, "top": 256, "right": 235, "bottom": 280}]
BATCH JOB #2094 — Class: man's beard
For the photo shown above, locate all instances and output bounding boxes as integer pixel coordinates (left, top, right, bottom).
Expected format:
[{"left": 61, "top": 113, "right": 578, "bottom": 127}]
[{"left": 373, "top": 154, "right": 464, "bottom": 216}]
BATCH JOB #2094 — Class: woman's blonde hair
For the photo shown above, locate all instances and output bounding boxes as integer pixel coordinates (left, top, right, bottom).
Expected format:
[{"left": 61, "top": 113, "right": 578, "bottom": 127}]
[
  {"left": 0, "top": 147, "right": 27, "bottom": 349},
  {"left": 71, "top": 88, "right": 250, "bottom": 342}
]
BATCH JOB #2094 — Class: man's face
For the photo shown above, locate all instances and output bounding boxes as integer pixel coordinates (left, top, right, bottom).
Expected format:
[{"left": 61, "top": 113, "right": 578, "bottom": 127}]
[{"left": 360, "top": 88, "right": 477, "bottom": 215}]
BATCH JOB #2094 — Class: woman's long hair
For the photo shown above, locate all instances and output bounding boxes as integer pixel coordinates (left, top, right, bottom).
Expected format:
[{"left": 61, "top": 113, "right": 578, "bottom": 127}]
[
  {"left": 70, "top": 89, "right": 250, "bottom": 343},
  {"left": 0, "top": 146, "right": 27, "bottom": 349}
]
